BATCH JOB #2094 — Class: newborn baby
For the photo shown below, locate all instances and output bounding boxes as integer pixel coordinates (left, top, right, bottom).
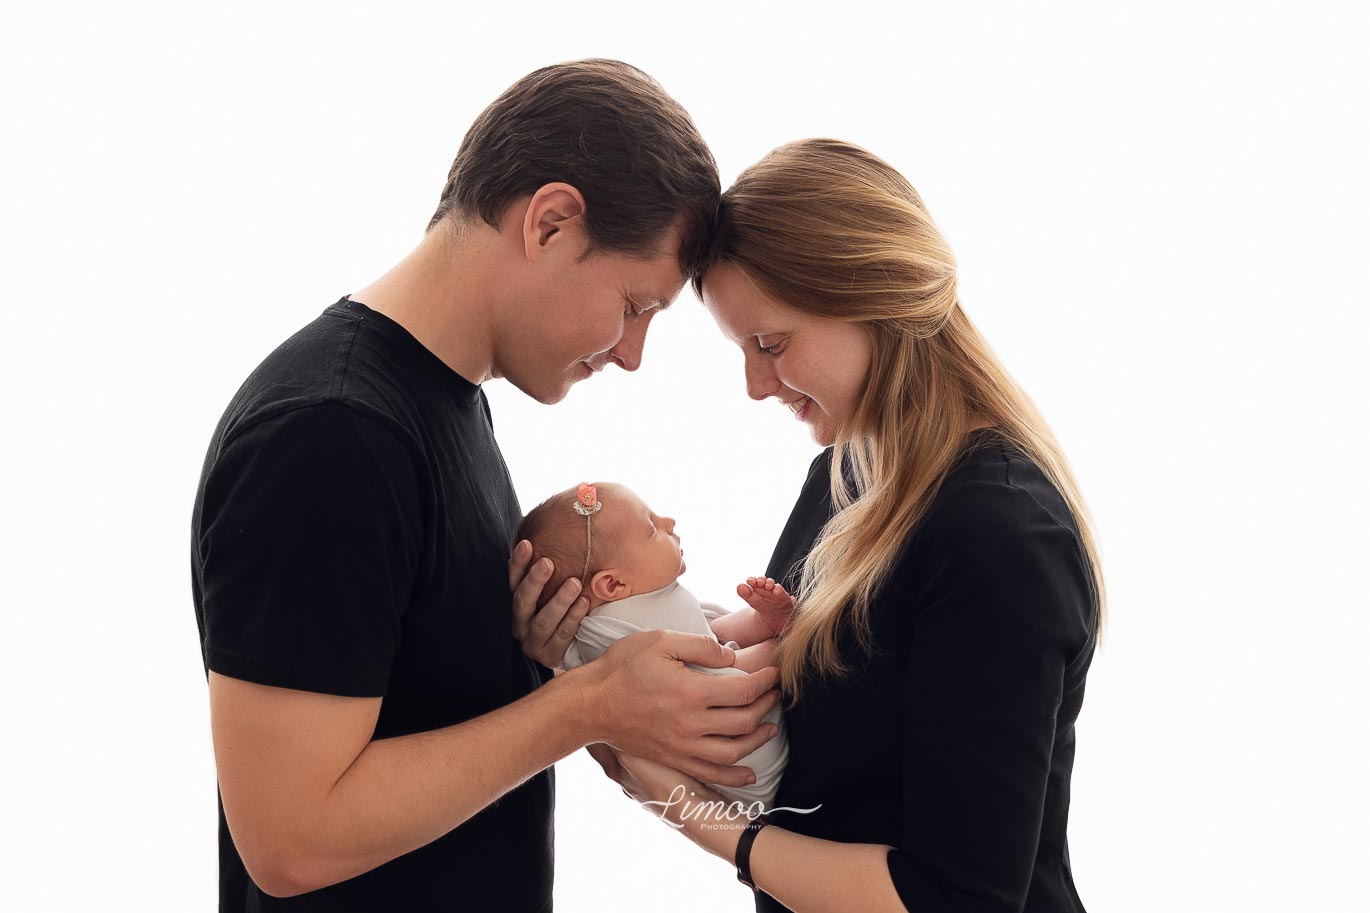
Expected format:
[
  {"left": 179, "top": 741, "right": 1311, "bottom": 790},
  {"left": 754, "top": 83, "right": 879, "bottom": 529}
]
[{"left": 516, "top": 481, "right": 789, "bottom": 807}]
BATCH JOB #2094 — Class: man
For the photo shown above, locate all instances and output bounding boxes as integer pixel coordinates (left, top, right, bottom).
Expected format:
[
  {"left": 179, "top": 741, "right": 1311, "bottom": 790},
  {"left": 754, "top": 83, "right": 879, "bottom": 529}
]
[{"left": 190, "top": 59, "right": 782, "bottom": 911}]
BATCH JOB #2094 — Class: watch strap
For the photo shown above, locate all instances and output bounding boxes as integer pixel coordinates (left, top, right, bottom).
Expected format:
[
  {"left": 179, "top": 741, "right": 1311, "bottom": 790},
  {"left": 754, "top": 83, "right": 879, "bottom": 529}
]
[{"left": 735, "top": 813, "right": 771, "bottom": 890}]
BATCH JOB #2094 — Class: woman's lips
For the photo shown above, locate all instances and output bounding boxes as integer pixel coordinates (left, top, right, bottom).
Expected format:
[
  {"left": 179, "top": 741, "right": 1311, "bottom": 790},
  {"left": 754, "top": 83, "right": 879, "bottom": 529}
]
[{"left": 787, "top": 396, "right": 811, "bottom": 420}]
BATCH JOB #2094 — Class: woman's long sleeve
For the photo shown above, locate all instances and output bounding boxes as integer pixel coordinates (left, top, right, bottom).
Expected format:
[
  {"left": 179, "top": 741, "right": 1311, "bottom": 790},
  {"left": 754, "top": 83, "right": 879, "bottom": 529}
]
[{"left": 885, "top": 479, "right": 1094, "bottom": 912}]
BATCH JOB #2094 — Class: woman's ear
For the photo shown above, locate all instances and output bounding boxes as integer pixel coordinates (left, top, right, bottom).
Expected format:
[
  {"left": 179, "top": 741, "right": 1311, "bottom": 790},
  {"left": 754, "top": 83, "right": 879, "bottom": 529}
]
[
  {"left": 590, "top": 569, "right": 631, "bottom": 603},
  {"left": 520, "top": 182, "right": 587, "bottom": 260}
]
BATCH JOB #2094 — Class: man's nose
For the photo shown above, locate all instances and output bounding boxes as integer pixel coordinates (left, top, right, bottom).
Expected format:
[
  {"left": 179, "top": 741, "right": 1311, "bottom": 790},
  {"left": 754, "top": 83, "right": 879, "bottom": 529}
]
[{"left": 609, "top": 317, "right": 649, "bottom": 372}]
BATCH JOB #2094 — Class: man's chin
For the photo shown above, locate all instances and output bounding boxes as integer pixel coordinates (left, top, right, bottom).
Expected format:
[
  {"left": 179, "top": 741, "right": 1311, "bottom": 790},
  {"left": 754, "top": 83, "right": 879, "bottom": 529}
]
[
  {"left": 538, "top": 385, "right": 573, "bottom": 405},
  {"left": 505, "top": 372, "right": 575, "bottom": 405}
]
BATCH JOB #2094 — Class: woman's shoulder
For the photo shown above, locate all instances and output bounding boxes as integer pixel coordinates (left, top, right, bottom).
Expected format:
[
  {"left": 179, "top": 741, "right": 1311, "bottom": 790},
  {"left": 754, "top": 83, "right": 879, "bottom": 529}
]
[
  {"left": 922, "top": 429, "right": 1082, "bottom": 551},
  {"left": 892, "top": 430, "right": 1097, "bottom": 650}
]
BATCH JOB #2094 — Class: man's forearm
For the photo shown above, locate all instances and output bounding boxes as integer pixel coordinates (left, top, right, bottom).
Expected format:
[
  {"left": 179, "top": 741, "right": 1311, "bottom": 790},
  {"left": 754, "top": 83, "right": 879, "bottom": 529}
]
[{"left": 282, "top": 668, "right": 598, "bottom": 895}]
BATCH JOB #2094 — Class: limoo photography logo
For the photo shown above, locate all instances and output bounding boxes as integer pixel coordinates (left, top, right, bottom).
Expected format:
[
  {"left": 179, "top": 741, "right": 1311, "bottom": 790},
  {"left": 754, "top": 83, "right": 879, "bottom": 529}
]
[{"left": 640, "top": 786, "right": 822, "bottom": 830}]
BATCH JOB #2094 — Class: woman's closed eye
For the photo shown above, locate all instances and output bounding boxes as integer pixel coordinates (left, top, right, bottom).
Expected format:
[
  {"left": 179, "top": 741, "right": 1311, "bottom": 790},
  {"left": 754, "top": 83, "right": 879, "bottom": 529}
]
[{"left": 756, "top": 338, "right": 785, "bottom": 357}]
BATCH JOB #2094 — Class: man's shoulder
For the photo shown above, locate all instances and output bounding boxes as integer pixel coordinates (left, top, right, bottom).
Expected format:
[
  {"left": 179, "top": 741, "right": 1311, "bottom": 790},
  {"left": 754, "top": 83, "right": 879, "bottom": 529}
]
[{"left": 213, "top": 300, "right": 427, "bottom": 456}]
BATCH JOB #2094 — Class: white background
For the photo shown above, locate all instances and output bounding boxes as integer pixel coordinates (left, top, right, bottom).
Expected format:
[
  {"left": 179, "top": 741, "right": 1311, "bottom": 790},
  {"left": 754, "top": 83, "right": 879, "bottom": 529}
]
[{"left": 2, "top": 2, "right": 1367, "bottom": 910}]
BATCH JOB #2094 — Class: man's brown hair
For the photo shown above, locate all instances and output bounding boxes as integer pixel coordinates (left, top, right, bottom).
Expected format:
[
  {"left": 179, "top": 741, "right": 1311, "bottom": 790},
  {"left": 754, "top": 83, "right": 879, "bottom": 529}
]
[{"left": 427, "top": 59, "right": 719, "bottom": 279}]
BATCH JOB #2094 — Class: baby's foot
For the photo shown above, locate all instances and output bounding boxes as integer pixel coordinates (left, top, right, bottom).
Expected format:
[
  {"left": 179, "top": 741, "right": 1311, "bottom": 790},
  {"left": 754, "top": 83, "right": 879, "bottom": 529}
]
[{"left": 737, "top": 576, "right": 796, "bottom": 636}]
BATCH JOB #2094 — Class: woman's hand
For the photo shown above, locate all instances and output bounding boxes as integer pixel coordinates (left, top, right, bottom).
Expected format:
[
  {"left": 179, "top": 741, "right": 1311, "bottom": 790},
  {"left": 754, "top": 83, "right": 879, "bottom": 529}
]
[
  {"left": 738, "top": 576, "right": 797, "bottom": 637},
  {"left": 509, "top": 538, "right": 589, "bottom": 669}
]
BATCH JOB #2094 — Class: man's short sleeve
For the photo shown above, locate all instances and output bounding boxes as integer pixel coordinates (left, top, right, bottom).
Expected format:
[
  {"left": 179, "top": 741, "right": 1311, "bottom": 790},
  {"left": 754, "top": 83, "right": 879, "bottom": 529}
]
[{"left": 195, "top": 402, "right": 424, "bottom": 697}]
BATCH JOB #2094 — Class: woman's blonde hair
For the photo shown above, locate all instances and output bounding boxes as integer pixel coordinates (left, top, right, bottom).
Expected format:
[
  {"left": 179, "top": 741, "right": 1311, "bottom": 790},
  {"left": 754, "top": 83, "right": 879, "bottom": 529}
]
[{"left": 695, "top": 139, "right": 1106, "bottom": 702}]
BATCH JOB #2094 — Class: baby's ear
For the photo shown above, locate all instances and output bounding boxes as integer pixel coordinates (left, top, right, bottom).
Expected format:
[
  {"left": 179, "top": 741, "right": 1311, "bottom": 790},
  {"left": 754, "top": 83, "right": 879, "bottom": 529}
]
[{"left": 590, "top": 569, "right": 630, "bottom": 603}]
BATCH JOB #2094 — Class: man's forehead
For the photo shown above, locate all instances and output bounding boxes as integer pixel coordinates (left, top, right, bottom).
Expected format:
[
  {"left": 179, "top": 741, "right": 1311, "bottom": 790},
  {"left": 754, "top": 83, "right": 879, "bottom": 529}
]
[
  {"left": 634, "top": 226, "right": 689, "bottom": 291},
  {"left": 636, "top": 251, "right": 688, "bottom": 304}
]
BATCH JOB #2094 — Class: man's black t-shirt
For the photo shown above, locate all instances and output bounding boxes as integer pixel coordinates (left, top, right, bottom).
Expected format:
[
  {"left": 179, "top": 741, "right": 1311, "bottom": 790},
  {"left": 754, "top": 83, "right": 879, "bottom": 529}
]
[
  {"left": 757, "top": 430, "right": 1096, "bottom": 913},
  {"left": 190, "top": 295, "right": 553, "bottom": 912}
]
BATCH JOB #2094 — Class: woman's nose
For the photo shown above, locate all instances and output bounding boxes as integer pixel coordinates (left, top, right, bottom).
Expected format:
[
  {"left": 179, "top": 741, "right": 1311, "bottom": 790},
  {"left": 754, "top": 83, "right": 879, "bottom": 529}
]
[{"left": 743, "top": 354, "right": 777, "bottom": 401}]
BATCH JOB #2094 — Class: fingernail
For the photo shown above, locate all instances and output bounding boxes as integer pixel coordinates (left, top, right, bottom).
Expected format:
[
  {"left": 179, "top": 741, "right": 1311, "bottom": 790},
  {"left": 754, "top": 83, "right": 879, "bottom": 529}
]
[
  {"left": 567, "top": 579, "right": 581, "bottom": 593},
  {"left": 540, "top": 558, "right": 552, "bottom": 572},
  {"left": 747, "top": 774, "right": 756, "bottom": 784}
]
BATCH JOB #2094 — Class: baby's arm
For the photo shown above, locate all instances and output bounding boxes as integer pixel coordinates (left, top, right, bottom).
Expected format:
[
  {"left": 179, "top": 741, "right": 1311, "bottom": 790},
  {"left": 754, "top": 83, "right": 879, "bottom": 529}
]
[
  {"left": 730, "top": 637, "right": 780, "bottom": 673},
  {"left": 708, "top": 609, "right": 772, "bottom": 650}
]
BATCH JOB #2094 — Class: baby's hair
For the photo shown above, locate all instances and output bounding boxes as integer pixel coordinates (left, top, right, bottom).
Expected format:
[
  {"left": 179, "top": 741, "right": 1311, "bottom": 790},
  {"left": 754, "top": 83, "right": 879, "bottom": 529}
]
[{"left": 516, "top": 482, "right": 626, "bottom": 609}]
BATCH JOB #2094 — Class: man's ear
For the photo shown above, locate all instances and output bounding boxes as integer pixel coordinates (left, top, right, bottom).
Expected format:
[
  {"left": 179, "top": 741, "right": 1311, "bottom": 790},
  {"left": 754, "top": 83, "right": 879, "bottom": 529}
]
[
  {"left": 590, "top": 568, "right": 631, "bottom": 603},
  {"left": 520, "top": 182, "right": 587, "bottom": 262}
]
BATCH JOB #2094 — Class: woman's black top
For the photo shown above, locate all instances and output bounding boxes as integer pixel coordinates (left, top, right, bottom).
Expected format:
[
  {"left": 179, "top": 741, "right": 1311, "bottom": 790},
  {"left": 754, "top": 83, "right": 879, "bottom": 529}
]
[{"left": 756, "top": 429, "right": 1096, "bottom": 913}]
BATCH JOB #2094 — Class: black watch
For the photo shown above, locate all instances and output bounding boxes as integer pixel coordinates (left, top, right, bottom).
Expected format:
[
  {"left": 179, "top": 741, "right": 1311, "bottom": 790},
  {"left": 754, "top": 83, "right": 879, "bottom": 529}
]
[{"left": 734, "top": 813, "right": 772, "bottom": 891}]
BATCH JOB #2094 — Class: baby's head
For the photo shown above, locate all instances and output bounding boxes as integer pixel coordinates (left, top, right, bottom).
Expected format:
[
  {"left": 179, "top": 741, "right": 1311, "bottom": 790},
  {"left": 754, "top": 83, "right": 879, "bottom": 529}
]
[{"left": 516, "top": 482, "right": 685, "bottom": 611}]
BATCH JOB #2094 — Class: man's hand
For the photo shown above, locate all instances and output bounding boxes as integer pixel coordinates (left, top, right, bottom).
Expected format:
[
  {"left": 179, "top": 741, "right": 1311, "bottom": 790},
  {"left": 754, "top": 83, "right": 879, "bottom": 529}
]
[
  {"left": 737, "top": 576, "right": 796, "bottom": 637},
  {"left": 572, "top": 629, "right": 782, "bottom": 788},
  {"left": 509, "top": 539, "right": 589, "bottom": 669}
]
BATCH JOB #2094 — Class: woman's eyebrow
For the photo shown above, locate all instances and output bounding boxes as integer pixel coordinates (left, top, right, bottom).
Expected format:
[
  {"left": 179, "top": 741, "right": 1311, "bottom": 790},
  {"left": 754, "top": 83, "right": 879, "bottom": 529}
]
[{"left": 715, "top": 321, "right": 782, "bottom": 345}]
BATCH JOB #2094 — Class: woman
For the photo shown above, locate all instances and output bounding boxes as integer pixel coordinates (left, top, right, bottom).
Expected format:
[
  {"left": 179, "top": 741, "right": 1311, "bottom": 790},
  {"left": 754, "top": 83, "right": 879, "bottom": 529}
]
[{"left": 516, "top": 139, "right": 1103, "bottom": 913}]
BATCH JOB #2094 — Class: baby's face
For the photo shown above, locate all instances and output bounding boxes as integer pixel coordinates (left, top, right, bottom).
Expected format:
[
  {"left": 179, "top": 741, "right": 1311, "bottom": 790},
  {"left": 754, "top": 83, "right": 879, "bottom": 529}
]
[{"left": 603, "top": 486, "right": 686, "bottom": 596}]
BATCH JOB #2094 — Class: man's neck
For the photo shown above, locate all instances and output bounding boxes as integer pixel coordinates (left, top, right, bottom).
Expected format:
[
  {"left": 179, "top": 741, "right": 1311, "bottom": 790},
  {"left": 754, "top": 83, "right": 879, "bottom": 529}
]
[{"left": 350, "top": 220, "right": 498, "bottom": 385}]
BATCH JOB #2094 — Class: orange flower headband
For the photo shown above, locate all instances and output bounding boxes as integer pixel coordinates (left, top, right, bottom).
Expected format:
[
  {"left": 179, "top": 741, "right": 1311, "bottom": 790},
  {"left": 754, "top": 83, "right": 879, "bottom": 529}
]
[{"left": 572, "top": 482, "right": 602, "bottom": 582}]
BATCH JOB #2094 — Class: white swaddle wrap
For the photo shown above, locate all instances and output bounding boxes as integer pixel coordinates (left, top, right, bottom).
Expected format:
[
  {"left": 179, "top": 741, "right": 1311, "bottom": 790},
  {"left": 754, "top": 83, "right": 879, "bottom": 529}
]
[{"left": 560, "top": 580, "right": 788, "bottom": 807}]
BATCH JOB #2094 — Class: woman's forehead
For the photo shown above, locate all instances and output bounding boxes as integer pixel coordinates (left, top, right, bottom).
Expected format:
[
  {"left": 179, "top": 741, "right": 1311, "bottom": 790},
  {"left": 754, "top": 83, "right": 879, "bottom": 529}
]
[{"left": 702, "top": 264, "right": 792, "bottom": 340}]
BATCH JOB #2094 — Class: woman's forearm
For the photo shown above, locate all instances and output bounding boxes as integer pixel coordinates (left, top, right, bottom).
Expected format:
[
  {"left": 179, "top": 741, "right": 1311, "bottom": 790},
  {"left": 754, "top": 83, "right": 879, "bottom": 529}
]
[
  {"left": 684, "top": 816, "right": 906, "bottom": 913},
  {"left": 747, "top": 828, "right": 906, "bottom": 913}
]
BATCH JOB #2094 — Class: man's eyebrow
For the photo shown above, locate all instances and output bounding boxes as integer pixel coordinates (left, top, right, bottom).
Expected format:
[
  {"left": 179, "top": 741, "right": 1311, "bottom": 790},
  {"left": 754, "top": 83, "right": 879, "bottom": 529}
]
[{"left": 626, "top": 294, "right": 674, "bottom": 312}]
